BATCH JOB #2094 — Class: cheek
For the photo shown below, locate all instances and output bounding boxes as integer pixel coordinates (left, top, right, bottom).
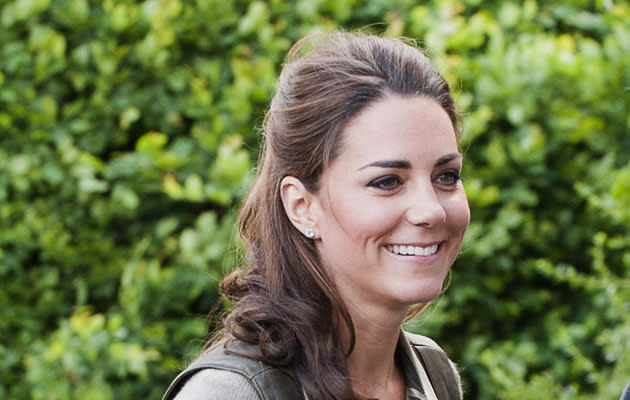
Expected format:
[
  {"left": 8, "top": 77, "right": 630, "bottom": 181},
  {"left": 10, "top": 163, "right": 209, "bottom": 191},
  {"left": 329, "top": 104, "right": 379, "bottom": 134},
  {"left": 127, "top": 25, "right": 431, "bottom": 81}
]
[
  {"left": 445, "top": 192, "right": 470, "bottom": 234},
  {"left": 326, "top": 192, "right": 397, "bottom": 242}
]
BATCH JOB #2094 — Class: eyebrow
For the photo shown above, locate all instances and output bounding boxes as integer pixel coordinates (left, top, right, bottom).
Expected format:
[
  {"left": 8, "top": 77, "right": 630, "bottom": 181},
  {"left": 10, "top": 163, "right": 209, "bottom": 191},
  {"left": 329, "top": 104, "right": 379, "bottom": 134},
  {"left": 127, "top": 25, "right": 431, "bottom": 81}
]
[
  {"left": 435, "top": 153, "right": 463, "bottom": 167},
  {"left": 358, "top": 153, "right": 462, "bottom": 171},
  {"left": 358, "top": 160, "right": 411, "bottom": 170}
]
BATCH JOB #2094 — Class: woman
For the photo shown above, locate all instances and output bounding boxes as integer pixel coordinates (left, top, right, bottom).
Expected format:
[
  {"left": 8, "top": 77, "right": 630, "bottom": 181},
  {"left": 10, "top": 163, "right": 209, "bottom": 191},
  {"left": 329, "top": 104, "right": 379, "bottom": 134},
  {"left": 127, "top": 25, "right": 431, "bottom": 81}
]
[{"left": 163, "top": 32, "right": 469, "bottom": 400}]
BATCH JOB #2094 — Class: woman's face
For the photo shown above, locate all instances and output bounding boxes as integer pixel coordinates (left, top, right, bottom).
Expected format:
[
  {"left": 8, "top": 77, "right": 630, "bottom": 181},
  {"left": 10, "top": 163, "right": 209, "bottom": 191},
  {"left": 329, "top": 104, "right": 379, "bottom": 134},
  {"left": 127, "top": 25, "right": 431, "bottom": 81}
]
[{"left": 311, "top": 95, "right": 470, "bottom": 312}]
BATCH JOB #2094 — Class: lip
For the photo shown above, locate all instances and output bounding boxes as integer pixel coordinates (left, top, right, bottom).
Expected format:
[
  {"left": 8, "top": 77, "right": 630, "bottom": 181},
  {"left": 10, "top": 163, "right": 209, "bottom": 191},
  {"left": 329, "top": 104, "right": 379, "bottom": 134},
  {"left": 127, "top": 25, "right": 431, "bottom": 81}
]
[{"left": 386, "top": 241, "right": 442, "bottom": 248}]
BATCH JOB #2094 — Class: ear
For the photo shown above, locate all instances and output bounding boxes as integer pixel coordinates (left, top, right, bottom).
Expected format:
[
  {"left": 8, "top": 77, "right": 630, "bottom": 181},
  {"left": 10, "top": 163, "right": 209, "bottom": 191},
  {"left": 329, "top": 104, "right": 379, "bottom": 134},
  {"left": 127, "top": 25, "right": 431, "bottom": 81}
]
[{"left": 280, "top": 176, "right": 320, "bottom": 238}]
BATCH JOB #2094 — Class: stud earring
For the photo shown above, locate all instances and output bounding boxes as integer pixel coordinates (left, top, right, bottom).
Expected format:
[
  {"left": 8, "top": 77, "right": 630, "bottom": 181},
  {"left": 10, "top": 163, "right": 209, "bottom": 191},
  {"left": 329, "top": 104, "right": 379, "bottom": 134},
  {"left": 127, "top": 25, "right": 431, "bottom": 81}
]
[{"left": 304, "top": 228, "right": 315, "bottom": 239}]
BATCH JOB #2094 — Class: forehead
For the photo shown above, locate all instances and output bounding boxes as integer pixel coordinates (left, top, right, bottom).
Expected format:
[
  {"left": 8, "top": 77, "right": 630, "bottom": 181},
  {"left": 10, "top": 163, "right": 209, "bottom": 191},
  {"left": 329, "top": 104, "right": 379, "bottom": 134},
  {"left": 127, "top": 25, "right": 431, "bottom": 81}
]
[{"left": 335, "top": 95, "right": 458, "bottom": 165}]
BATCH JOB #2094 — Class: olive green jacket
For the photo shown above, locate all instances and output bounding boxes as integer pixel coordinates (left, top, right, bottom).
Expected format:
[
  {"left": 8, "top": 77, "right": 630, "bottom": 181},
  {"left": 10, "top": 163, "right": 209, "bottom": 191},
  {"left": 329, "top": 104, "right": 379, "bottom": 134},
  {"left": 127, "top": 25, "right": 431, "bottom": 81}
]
[{"left": 163, "top": 331, "right": 462, "bottom": 400}]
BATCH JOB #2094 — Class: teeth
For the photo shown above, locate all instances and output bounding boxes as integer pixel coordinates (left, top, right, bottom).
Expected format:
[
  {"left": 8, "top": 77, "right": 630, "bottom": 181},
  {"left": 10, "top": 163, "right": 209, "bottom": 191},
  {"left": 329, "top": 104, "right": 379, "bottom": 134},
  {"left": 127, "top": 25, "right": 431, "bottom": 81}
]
[{"left": 387, "top": 244, "right": 439, "bottom": 256}]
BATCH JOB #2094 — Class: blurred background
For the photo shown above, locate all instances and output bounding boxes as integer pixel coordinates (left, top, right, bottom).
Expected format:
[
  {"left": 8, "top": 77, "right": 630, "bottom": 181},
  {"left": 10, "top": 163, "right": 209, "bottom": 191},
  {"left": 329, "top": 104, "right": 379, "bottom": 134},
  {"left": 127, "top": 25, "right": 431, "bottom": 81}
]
[{"left": 0, "top": 0, "right": 629, "bottom": 399}]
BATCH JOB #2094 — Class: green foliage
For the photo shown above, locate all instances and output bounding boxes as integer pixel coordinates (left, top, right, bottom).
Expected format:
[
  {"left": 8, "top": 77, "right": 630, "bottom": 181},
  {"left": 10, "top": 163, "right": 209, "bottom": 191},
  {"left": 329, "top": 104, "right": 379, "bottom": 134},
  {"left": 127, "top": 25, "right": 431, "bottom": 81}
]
[{"left": 1, "top": 0, "right": 628, "bottom": 399}]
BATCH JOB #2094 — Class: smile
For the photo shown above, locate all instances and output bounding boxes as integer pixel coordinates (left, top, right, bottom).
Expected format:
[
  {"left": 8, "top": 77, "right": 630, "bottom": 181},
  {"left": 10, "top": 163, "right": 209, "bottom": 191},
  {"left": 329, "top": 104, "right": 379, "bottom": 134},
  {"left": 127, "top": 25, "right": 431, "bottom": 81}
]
[{"left": 386, "top": 243, "right": 439, "bottom": 256}]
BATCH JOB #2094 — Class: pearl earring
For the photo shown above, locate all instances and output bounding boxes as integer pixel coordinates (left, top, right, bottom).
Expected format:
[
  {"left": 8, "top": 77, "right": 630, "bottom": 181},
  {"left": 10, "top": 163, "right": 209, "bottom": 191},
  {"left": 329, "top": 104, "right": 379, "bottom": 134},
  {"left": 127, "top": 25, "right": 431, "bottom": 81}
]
[{"left": 304, "top": 228, "right": 315, "bottom": 239}]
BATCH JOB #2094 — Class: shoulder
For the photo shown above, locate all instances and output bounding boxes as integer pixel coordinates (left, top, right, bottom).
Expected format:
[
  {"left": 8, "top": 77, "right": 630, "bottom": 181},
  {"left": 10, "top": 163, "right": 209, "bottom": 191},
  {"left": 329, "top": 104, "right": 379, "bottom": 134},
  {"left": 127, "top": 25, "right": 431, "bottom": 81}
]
[
  {"left": 172, "top": 369, "right": 261, "bottom": 400},
  {"left": 403, "top": 330, "right": 458, "bottom": 373},
  {"left": 163, "top": 340, "right": 303, "bottom": 400},
  {"left": 403, "top": 330, "right": 464, "bottom": 399}
]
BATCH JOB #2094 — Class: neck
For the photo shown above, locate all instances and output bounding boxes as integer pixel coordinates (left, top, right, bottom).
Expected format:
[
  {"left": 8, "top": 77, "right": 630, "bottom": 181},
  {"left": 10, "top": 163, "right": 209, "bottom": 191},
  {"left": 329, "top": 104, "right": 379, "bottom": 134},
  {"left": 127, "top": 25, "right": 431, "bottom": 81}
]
[{"left": 342, "top": 301, "right": 408, "bottom": 399}]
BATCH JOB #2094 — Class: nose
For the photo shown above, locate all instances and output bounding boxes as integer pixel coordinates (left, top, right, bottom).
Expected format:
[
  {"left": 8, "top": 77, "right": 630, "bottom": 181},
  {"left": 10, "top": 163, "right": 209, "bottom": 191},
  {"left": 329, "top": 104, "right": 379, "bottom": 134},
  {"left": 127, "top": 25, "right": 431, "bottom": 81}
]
[{"left": 405, "top": 184, "right": 446, "bottom": 227}]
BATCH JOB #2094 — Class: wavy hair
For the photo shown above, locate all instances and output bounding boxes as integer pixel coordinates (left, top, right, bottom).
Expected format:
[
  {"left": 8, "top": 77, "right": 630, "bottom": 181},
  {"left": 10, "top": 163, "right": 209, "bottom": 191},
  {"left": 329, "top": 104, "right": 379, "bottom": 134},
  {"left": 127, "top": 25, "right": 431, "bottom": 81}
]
[{"left": 217, "top": 32, "right": 460, "bottom": 400}]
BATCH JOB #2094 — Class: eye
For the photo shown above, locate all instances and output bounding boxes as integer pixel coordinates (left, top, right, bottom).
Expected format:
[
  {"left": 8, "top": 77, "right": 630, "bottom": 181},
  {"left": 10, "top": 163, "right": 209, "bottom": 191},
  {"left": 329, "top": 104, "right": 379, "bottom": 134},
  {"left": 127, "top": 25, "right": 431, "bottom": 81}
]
[
  {"left": 368, "top": 175, "right": 402, "bottom": 191},
  {"left": 435, "top": 169, "right": 461, "bottom": 186}
]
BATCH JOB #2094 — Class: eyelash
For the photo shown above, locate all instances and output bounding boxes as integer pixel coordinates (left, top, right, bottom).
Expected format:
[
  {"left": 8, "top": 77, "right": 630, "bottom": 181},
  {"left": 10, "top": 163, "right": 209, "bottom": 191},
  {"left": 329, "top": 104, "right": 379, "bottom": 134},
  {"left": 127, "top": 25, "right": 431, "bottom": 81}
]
[
  {"left": 436, "top": 169, "right": 462, "bottom": 186},
  {"left": 368, "top": 175, "right": 402, "bottom": 191},
  {"left": 367, "top": 170, "right": 462, "bottom": 191}
]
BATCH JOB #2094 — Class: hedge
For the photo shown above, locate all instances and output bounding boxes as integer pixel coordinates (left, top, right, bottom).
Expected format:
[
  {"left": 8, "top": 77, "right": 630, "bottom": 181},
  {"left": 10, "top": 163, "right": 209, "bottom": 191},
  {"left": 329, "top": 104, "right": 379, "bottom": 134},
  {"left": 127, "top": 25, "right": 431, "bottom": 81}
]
[{"left": 0, "top": 0, "right": 628, "bottom": 399}]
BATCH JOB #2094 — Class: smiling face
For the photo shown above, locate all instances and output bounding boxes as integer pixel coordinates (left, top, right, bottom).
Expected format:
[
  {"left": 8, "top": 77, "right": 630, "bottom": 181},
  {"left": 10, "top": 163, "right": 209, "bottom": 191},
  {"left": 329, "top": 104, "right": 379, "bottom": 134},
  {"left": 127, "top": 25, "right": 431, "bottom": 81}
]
[{"left": 310, "top": 95, "right": 470, "bottom": 312}]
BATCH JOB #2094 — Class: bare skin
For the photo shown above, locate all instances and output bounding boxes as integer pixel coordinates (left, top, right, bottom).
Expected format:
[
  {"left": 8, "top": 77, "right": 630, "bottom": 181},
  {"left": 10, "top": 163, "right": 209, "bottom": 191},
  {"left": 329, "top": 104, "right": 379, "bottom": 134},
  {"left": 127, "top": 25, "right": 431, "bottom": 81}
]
[{"left": 344, "top": 302, "right": 408, "bottom": 400}]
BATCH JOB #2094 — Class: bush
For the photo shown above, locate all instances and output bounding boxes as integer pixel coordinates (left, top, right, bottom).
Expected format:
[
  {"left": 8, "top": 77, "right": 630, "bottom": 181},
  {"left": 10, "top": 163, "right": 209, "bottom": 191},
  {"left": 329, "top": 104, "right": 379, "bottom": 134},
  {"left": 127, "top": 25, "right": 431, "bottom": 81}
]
[{"left": 0, "top": 0, "right": 628, "bottom": 398}]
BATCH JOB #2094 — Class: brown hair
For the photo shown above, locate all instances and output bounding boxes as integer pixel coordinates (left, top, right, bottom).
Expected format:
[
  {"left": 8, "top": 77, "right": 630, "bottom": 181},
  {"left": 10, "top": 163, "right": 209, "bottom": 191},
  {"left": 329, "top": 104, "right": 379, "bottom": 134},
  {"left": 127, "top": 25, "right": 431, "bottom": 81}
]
[{"left": 218, "top": 32, "right": 459, "bottom": 400}]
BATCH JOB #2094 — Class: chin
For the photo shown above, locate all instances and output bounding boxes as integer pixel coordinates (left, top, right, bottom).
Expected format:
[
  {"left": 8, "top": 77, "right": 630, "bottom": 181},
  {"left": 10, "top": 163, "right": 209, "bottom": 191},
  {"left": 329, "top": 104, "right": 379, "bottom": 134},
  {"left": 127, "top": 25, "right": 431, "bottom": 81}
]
[{"left": 392, "top": 279, "right": 447, "bottom": 306}]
